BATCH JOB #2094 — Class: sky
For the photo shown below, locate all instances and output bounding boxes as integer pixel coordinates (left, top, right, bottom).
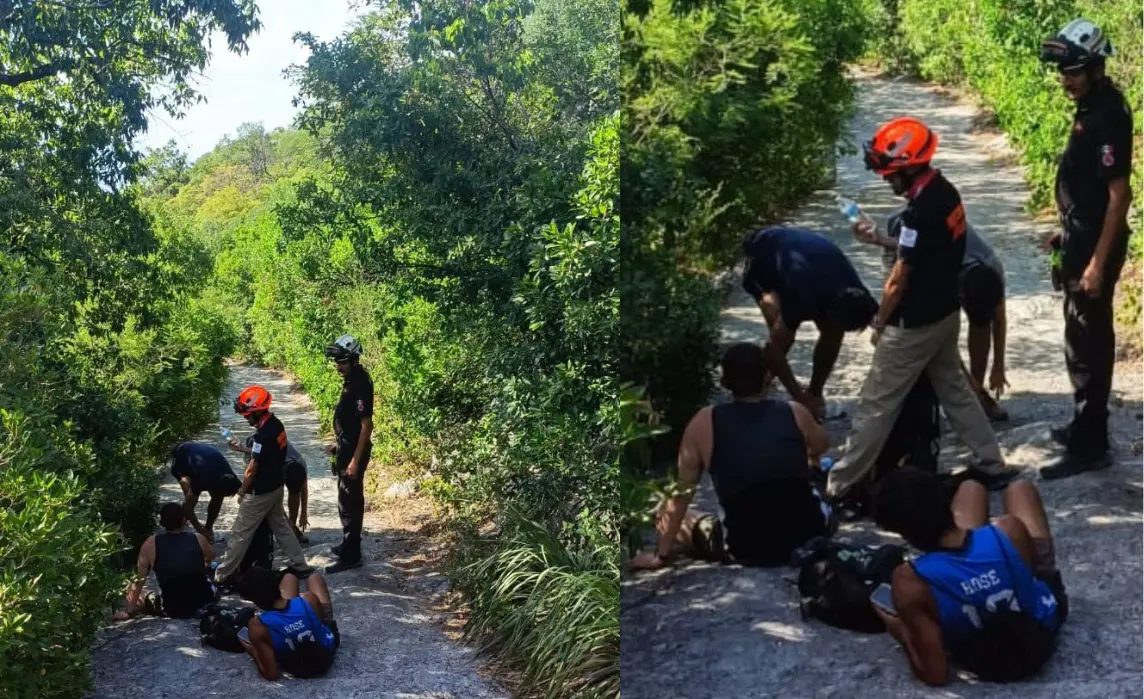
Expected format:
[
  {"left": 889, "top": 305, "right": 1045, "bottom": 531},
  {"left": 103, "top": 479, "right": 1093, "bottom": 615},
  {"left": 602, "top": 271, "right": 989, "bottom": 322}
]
[{"left": 136, "top": 0, "right": 369, "bottom": 161}]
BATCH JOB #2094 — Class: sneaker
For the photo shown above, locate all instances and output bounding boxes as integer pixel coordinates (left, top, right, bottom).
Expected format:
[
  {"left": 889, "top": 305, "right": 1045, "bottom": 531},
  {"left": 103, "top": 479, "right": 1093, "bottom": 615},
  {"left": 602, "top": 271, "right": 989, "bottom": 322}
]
[
  {"left": 284, "top": 564, "right": 316, "bottom": 579},
  {"left": 1041, "top": 452, "right": 1113, "bottom": 481},
  {"left": 326, "top": 558, "right": 363, "bottom": 575}
]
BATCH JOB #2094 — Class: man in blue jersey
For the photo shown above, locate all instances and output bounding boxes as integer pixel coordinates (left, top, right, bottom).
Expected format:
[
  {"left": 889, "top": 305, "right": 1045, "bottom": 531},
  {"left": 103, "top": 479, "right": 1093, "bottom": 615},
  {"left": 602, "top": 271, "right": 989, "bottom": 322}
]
[
  {"left": 741, "top": 227, "right": 879, "bottom": 420},
  {"left": 237, "top": 568, "right": 340, "bottom": 680},
  {"left": 871, "top": 468, "right": 1067, "bottom": 685}
]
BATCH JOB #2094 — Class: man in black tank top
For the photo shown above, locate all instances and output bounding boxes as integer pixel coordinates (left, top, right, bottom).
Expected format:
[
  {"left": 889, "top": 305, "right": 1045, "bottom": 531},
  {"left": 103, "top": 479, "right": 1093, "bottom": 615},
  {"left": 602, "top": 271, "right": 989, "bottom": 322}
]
[
  {"left": 630, "top": 344, "right": 836, "bottom": 570},
  {"left": 112, "top": 503, "right": 217, "bottom": 620}
]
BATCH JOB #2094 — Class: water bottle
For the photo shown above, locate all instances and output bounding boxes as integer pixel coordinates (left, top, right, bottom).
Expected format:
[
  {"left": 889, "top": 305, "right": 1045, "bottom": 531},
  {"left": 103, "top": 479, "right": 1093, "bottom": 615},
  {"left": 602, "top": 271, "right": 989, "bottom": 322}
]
[
  {"left": 220, "top": 426, "right": 233, "bottom": 441},
  {"left": 819, "top": 457, "right": 834, "bottom": 472},
  {"left": 837, "top": 196, "right": 864, "bottom": 223}
]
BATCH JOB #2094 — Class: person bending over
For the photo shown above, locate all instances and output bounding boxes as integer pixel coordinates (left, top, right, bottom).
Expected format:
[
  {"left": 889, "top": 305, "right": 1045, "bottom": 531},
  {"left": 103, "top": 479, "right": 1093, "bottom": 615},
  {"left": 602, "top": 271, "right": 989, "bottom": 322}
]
[
  {"left": 630, "top": 343, "right": 835, "bottom": 570},
  {"left": 237, "top": 568, "right": 340, "bottom": 680},
  {"left": 741, "top": 226, "right": 879, "bottom": 420},
  {"left": 112, "top": 502, "right": 217, "bottom": 620},
  {"left": 170, "top": 441, "right": 242, "bottom": 543},
  {"left": 859, "top": 211, "right": 1010, "bottom": 422},
  {"left": 871, "top": 468, "right": 1067, "bottom": 686}
]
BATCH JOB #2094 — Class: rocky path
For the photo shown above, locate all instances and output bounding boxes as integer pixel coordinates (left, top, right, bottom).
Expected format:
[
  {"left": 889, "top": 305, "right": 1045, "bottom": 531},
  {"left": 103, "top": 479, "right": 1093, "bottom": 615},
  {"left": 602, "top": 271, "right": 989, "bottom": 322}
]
[
  {"left": 620, "top": 70, "right": 1144, "bottom": 698},
  {"left": 89, "top": 363, "right": 506, "bottom": 699}
]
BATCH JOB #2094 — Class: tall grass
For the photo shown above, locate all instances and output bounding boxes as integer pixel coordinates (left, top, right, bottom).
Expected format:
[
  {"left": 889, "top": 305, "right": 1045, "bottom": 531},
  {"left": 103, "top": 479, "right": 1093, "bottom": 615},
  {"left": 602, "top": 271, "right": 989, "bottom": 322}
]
[{"left": 456, "top": 510, "right": 619, "bottom": 699}]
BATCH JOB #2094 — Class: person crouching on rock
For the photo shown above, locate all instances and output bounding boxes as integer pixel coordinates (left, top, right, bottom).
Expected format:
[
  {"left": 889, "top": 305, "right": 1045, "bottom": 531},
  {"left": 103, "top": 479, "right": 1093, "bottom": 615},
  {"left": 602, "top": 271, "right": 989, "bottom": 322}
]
[
  {"left": 870, "top": 468, "right": 1067, "bottom": 685},
  {"left": 629, "top": 343, "right": 836, "bottom": 570},
  {"left": 112, "top": 502, "right": 217, "bottom": 620},
  {"left": 741, "top": 226, "right": 880, "bottom": 421},
  {"left": 236, "top": 567, "right": 340, "bottom": 680}
]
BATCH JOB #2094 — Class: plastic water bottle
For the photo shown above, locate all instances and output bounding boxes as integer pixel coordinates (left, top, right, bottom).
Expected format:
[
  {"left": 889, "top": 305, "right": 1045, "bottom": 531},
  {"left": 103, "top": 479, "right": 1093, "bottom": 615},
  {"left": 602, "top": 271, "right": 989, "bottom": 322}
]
[
  {"left": 220, "top": 427, "right": 233, "bottom": 441},
  {"left": 837, "top": 195, "right": 875, "bottom": 227},
  {"left": 819, "top": 457, "right": 835, "bottom": 472}
]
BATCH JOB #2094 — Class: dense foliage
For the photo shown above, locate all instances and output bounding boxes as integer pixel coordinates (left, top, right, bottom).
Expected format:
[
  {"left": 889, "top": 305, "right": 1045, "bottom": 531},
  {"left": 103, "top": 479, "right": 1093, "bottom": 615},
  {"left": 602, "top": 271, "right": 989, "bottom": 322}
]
[
  {"left": 0, "top": 2, "right": 256, "bottom": 697},
  {"left": 619, "top": 0, "right": 871, "bottom": 544},
  {"left": 865, "top": 0, "right": 1142, "bottom": 330},
  {"left": 142, "top": 2, "right": 619, "bottom": 696}
]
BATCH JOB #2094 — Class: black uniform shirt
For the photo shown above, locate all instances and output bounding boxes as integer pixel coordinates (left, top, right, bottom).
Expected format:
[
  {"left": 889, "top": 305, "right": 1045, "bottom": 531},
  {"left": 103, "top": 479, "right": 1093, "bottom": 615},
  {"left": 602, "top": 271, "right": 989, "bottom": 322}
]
[
  {"left": 1055, "top": 78, "right": 1133, "bottom": 272},
  {"left": 249, "top": 413, "right": 287, "bottom": 495},
  {"left": 334, "top": 366, "right": 374, "bottom": 449},
  {"left": 891, "top": 170, "right": 967, "bottom": 328}
]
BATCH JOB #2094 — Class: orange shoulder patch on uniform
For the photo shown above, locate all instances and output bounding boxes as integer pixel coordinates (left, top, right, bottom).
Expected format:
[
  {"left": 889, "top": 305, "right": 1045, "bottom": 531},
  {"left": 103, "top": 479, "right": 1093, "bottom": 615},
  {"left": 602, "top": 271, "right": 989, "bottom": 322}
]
[
  {"left": 946, "top": 204, "right": 967, "bottom": 240},
  {"left": 277, "top": 432, "right": 288, "bottom": 448}
]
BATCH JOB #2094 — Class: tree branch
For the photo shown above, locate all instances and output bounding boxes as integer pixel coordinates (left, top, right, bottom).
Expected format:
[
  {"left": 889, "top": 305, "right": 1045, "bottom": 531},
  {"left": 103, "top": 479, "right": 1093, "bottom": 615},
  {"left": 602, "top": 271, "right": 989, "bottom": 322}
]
[{"left": 0, "top": 60, "right": 72, "bottom": 88}]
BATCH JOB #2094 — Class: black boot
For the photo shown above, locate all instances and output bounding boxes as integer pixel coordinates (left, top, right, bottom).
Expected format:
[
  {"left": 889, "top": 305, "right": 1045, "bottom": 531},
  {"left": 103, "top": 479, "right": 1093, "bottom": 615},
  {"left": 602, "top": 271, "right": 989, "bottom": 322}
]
[
  {"left": 326, "top": 558, "right": 363, "bottom": 575},
  {"left": 1049, "top": 424, "right": 1071, "bottom": 447},
  {"left": 1041, "top": 451, "right": 1112, "bottom": 480}
]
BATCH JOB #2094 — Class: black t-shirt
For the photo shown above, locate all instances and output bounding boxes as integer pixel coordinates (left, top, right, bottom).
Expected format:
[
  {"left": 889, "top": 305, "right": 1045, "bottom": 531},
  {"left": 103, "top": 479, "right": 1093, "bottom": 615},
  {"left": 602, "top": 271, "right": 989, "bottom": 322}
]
[
  {"left": 170, "top": 442, "right": 237, "bottom": 495},
  {"left": 334, "top": 367, "right": 374, "bottom": 448},
  {"left": 249, "top": 413, "right": 287, "bottom": 495},
  {"left": 1055, "top": 79, "right": 1133, "bottom": 274},
  {"left": 891, "top": 171, "right": 966, "bottom": 328},
  {"left": 741, "top": 227, "right": 869, "bottom": 328}
]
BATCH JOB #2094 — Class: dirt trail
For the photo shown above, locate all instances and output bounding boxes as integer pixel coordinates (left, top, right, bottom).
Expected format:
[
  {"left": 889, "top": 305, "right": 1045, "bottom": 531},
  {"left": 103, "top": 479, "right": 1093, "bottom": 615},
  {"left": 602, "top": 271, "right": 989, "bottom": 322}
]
[
  {"left": 88, "top": 363, "right": 506, "bottom": 699},
  {"left": 620, "top": 70, "right": 1143, "bottom": 698}
]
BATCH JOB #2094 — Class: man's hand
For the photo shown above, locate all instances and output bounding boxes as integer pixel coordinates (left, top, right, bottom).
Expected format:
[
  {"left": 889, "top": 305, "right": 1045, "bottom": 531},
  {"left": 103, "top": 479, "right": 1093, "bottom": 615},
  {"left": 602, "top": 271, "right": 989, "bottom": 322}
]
[
  {"left": 629, "top": 552, "right": 667, "bottom": 571},
  {"left": 852, "top": 220, "right": 877, "bottom": 244},
  {"left": 802, "top": 393, "right": 826, "bottom": 422},
  {"left": 345, "top": 459, "right": 359, "bottom": 480},
  {"left": 1078, "top": 259, "right": 1103, "bottom": 298},
  {"left": 870, "top": 326, "right": 883, "bottom": 347},
  {"left": 111, "top": 610, "right": 132, "bottom": 622},
  {"left": 236, "top": 490, "right": 246, "bottom": 504},
  {"left": 988, "top": 364, "right": 1009, "bottom": 399},
  {"left": 872, "top": 604, "right": 906, "bottom": 641},
  {"left": 203, "top": 527, "right": 215, "bottom": 544},
  {"left": 1041, "top": 230, "right": 1061, "bottom": 253},
  {"left": 298, "top": 512, "right": 309, "bottom": 530}
]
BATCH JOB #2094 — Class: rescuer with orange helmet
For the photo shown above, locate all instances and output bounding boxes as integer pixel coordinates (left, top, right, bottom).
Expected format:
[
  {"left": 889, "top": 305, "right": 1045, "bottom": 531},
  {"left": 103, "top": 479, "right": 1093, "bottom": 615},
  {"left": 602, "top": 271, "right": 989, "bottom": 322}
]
[
  {"left": 827, "top": 117, "right": 1016, "bottom": 503},
  {"left": 214, "top": 384, "right": 313, "bottom": 587}
]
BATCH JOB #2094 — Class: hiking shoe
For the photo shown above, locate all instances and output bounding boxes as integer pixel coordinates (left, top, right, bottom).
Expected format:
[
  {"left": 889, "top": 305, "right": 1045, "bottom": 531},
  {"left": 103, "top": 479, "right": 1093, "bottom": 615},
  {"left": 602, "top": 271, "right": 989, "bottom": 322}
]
[
  {"left": 1041, "top": 452, "right": 1113, "bottom": 481},
  {"left": 326, "top": 558, "right": 363, "bottom": 575},
  {"left": 284, "top": 564, "right": 316, "bottom": 579}
]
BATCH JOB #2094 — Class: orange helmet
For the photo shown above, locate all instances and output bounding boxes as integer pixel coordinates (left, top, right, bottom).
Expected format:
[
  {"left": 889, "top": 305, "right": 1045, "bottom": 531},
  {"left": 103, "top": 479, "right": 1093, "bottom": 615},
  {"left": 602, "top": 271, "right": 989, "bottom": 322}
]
[
  {"left": 863, "top": 117, "right": 939, "bottom": 176},
  {"left": 234, "top": 385, "right": 272, "bottom": 417}
]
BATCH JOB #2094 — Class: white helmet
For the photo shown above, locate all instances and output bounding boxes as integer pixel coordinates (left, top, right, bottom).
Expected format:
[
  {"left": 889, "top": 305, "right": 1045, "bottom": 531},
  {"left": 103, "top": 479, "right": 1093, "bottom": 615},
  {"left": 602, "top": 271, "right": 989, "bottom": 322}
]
[
  {"left": 324, "top": 333, "right": 363, "bottom": 362},
  {"left": 1041, "top": 19, "right": 1115, "bottom": 70}
]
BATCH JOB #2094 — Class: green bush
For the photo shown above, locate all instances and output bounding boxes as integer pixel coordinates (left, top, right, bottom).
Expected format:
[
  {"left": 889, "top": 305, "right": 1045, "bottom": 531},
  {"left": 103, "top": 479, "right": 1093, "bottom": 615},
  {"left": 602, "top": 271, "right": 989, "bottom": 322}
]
[{"left": 620, "top": 0, "right": 871, "bottom": 535}]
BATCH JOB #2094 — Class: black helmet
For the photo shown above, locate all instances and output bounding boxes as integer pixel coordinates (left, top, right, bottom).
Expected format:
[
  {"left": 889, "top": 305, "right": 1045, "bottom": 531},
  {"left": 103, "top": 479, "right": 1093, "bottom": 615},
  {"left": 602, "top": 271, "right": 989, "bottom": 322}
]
[
  {"left": 1040, "top": 19, "right": 1114, "bottom": 71},
  {"left": 324, "top": 334, "right": 363, "bottom": 362}
]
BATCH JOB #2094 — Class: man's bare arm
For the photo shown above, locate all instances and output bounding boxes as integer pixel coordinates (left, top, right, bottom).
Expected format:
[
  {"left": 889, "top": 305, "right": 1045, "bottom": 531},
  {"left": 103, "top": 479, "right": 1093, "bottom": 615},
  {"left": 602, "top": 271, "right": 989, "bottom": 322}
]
[
  {"left": 789, "top": 401, "right": 829, "bottom": 458},
  {"left": 120, "top": 538, "right": 155, "bottom": 617},
  {"left": 239, "top": 457, "right": 258, "bottom": 496},
  {"left": 654, "top": 411, "right": 707, "bottom": 560},
  {"left": 757, "top": 294, "right": 809, "bottom": 404},
  {"left": 874, "top": 260, "right": 909, "bottom": 329},
  {"left": 179, "top": 477, "right": 204, "bottom": 534},
  {"left": 890, "top": 566, "right": 950, "bottom": 686},
  {"left": 991, "top": 297, "right": 1006, "bottom": 374},
  {"left": 244, "top": 619, "right": 279, "bottom": 680}
]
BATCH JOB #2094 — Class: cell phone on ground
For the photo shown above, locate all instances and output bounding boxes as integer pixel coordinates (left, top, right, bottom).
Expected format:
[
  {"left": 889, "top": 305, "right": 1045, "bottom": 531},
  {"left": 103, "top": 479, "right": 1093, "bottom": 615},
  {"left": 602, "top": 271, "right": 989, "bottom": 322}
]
[
  {"left": 870, "top": 582, "right": 897, "bottom": 616},
  {"left": 237, "top": 627, "right": 251, "bottom": 645}
]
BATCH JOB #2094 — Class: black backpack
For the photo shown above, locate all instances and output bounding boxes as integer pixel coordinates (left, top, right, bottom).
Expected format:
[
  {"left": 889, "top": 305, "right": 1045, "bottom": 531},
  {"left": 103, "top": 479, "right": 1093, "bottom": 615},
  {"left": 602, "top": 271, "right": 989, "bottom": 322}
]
[
  {"left": 794, "top": 538, "right": 907, "bottom": 633},
  {"left": 199, "top": 604, "right": 258, "bottom": 653},
  {"left": 877, "top": 374, "right": 941, "bottom": 475}
]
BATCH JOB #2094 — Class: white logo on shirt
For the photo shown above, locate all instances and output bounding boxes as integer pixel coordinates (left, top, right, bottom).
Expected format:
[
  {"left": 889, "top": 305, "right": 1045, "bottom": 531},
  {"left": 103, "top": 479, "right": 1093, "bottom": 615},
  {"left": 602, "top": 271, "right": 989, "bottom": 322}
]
[
  {"left": 251, "top": 441, "right": 262, "bottom": 454},
  {"left": 898, "top": 225, "right": 919, "bottom": 248}
]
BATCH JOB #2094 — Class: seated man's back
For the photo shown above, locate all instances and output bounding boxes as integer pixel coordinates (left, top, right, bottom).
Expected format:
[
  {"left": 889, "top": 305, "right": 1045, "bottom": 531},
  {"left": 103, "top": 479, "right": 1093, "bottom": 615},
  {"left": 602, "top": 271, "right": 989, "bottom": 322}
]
[
  {"left": 707, "top": 398, "right": 831, "bottom": 565},
  {"left": 153, "top": 527, "right": 216, "bottom": 617}
]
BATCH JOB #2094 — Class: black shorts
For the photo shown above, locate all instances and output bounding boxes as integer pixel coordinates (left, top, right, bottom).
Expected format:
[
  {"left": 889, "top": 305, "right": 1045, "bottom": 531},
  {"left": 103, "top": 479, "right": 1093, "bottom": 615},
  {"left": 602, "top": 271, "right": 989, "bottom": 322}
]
[
  {"left": 285, "top": 460, "right": 307, "bottom": 494},
  {"left": 720, "top": 481, "right": 835, "bottom": 567},
  {"left": 960, "top": 263, "right": 1003, "bottom": 327}
]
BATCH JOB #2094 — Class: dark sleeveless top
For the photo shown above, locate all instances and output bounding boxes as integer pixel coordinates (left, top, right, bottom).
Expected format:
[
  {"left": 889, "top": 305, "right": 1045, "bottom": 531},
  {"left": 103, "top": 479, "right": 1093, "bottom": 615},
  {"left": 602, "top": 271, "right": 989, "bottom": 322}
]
[
  {"left": 708, "top": 400, "right": 824, "bottom": 566},
  {"left": 153, "top": 531, "right": 214, "bottom": 618}
]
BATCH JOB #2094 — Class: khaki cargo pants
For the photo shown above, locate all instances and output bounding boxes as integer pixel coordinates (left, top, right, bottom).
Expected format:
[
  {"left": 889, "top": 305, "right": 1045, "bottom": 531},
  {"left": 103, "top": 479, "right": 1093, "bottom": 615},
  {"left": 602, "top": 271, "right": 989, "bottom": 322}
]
[
  {"left": 826, "top": 311, "right": 1005, "bottom": 498},
  {"left": 215, "top": 486, "right": 308, "bottom": 581}
]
